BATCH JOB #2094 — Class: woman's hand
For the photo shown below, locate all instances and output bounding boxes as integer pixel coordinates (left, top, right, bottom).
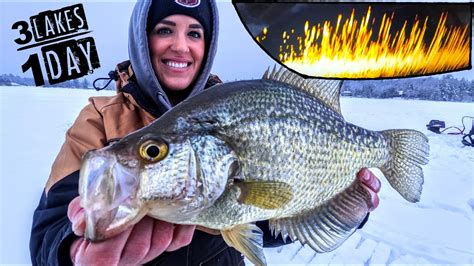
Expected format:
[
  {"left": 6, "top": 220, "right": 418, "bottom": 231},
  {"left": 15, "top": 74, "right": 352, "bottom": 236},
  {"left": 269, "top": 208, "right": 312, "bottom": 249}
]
[
  {"left": 67, "top": 196, "right": 195, "bottom": 265},
  {"left": 357, "top": 168, "right": 381, "bottom": 212}
]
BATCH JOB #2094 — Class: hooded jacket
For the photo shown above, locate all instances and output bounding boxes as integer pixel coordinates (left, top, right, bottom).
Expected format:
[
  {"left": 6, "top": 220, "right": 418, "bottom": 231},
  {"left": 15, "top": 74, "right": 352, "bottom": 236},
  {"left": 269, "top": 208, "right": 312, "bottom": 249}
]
[
  {"left": 127, "top": 0, "right": 219, "bottom": 117},
  {"left": 29, "top": 1, "right": 287, "bottom": 265}
]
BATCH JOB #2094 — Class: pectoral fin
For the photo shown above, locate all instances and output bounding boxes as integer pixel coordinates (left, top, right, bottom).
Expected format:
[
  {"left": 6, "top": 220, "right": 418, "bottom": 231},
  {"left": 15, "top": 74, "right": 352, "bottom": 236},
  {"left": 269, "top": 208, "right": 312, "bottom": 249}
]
[
  {"left": 269, "top": 180, "right": 371, "bottom": 252},
  {"left": 236, "top": 181, "right": 293, "bottom": 209},
  {"left": 221, "top": 224, "right": 266, "bottom": 266}
]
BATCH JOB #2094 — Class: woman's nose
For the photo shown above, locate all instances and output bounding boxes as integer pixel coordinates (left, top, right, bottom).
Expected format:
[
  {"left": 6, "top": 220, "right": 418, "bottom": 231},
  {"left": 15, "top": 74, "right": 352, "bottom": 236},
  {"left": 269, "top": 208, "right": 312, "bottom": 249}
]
[{"left": 171, "top": 34, "right": 190, "bottom": 53}]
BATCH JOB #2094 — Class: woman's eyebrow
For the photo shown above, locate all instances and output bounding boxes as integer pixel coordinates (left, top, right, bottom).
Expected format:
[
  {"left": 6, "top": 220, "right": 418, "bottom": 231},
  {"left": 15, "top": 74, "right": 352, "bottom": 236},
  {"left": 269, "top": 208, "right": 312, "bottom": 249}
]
[
  {"left": 158, "top": 20, "right": 175, "bottom": 26},
  {"left": 189, "top": 24, "right": 203, "bottom": 30}
]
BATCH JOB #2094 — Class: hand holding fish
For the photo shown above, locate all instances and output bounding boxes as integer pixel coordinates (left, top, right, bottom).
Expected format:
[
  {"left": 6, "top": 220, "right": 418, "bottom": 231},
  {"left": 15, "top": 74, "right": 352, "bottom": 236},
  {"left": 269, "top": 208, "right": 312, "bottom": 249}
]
[
  {"left": 67, "top": 196, "right": 195, "bottom": 264},
  {"left": 357, "top": 168, "right": 381, "bottom": 212}
]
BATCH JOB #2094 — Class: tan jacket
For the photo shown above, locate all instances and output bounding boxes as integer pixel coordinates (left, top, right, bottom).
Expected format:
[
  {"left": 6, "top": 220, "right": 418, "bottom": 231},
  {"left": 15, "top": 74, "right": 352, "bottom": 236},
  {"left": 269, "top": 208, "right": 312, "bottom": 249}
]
[{"left": 45, "top": 92, "right": 155, "bottom": 193}]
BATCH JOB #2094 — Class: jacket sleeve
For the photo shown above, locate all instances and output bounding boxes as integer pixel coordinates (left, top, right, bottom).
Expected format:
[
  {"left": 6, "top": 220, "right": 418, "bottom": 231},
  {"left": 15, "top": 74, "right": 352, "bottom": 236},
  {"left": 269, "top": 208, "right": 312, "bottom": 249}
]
[
  {"left": 30, "top": 101, "right": 107, "bottom": 265},
  {"left": 30, "top": 171, "right": 80, "bottom": 266}
]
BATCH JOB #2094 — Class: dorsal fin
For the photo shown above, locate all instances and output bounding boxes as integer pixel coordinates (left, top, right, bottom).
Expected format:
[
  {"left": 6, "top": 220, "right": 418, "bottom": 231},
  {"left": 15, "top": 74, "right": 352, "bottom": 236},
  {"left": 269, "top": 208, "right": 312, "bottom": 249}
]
[{"left": 263, "top": 65, "right": 344, "bottom": 116}]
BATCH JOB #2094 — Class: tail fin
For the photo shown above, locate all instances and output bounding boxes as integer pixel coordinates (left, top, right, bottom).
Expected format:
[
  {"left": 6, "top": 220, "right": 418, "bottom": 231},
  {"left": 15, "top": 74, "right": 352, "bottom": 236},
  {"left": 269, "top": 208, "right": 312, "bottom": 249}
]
[{"left": 380, "top": 129, "right": 429, "bottom": 203}]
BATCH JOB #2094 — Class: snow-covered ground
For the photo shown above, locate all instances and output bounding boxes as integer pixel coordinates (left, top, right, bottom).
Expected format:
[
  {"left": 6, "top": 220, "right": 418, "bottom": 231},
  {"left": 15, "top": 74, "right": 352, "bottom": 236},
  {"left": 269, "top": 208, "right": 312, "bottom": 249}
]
[{"left": 0, "top": 86, "right": 472, "bottom": 264}]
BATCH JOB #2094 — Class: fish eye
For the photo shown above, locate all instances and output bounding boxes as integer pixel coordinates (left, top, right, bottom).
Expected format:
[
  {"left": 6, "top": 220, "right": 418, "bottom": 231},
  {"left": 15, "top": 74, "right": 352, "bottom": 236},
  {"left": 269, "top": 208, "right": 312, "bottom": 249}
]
[{"left": 139, "top": 140, "right": 168, "bottom": 163}]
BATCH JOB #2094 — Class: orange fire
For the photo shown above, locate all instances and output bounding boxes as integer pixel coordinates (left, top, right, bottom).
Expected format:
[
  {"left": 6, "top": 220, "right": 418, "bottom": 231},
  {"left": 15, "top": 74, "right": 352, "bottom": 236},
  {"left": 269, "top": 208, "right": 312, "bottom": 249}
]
[{"left": 257, "top": 6, "right": 470, "bottom": 78}]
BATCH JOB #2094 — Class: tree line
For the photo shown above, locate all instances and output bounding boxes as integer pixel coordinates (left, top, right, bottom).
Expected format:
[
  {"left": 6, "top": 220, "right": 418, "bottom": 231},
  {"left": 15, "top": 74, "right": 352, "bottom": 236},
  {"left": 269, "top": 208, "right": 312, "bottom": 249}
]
[
  {"left": 0, "top": 74, "right": 115, "bottom": 90},
  {"left": 1, "top": 73, "right": 473, "bottom": 102},
  {"left": 342, "top": 75, "right": 474, "bottom": 102}
]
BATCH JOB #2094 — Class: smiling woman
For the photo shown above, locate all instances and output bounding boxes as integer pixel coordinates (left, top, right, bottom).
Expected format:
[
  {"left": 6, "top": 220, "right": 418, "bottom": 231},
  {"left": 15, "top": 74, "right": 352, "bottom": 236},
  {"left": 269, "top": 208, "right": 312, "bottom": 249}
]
[{"left": 148, "top": 15, "right": 205, "bottom": 93}]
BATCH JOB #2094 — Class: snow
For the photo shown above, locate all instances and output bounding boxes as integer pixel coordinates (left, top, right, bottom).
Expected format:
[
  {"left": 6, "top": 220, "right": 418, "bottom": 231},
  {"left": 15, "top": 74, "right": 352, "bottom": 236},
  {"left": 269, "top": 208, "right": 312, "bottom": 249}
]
[{"left": 0, "top": 86, "right": 473, "bottom": 264}]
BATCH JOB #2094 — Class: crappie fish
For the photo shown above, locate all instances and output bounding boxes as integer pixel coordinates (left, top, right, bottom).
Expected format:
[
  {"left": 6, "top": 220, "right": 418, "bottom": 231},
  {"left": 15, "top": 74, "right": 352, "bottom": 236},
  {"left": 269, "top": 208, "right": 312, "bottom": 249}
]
[{"left": 79, "top": 67, "right": 429, "bottom": 265}]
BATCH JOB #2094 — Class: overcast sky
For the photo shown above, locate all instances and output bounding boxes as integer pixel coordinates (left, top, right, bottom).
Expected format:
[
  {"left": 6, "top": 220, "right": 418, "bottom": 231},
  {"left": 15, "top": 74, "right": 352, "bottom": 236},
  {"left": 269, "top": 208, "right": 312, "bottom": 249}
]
[{"left": 0, "top": 0, "right": 472, "bottom": 82}]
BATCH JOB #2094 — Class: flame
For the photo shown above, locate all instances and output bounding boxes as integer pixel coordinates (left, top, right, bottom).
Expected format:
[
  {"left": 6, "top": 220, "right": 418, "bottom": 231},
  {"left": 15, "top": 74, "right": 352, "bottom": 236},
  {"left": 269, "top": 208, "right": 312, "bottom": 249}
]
[{"left": 257, "top": 6, "right": 470, "bottom": 78}]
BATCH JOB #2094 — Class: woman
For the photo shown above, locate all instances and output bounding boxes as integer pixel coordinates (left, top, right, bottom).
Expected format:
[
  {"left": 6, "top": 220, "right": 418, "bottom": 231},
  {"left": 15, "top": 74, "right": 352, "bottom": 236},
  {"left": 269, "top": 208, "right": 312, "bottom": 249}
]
[{"left": 29, "top": 0, "right": 381, "bottom": 265}]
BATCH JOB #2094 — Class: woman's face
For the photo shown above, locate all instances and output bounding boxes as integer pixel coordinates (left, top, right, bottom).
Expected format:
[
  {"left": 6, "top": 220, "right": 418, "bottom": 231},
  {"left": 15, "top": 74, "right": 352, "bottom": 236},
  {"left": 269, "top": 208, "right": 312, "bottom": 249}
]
[{"left": 148, "top": 14, "right": 205, "bottom": 91}]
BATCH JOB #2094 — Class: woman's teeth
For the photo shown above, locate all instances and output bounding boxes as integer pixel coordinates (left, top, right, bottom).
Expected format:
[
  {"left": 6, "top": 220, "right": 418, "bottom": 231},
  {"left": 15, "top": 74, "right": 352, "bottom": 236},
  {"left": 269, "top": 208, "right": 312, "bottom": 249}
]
[{"left": 166, "top": 61, "right": 188, "bottom": 69}]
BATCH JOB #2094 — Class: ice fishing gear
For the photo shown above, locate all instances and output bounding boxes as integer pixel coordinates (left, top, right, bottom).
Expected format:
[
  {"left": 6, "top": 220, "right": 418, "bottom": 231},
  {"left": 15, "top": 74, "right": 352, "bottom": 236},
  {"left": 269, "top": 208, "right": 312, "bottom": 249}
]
[
  {"left": 426, "top": 116, "right": 474, "bottom": 147},
  {"left": 426, "top": 120, "right": 446, "bottom": 134},
  {"left": 461, "top": 117, "right": 474, "bottom": 147},
  {"left": 462, "top": 132, "right": 474, "bottom": 147}
]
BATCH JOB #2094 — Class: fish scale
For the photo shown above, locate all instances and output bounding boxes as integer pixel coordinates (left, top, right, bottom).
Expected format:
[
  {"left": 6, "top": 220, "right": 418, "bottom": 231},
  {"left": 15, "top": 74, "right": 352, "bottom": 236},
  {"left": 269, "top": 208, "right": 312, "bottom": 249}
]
[{"left": 79, "top": 67, "right": 429, "bottom": 266}]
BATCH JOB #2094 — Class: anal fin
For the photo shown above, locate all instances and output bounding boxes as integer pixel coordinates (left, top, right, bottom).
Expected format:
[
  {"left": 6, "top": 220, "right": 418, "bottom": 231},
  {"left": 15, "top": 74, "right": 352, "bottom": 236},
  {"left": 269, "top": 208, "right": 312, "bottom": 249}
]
[
  {"left": 221, "top": 223, "right": 266, "bottom": 266},
  {"left": 269, "top": 180, "right": 371, "bottom": 253}
]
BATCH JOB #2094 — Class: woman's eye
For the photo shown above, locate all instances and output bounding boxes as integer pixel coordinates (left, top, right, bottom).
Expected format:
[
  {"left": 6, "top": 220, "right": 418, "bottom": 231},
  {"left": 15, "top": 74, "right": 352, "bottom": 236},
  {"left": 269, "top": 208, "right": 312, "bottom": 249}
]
[
  {"left": 155, "top": 27, "right": 172, "bottom": 35},
  {"left": 188, "top": 31, "right": 202, "bottom": 39}
]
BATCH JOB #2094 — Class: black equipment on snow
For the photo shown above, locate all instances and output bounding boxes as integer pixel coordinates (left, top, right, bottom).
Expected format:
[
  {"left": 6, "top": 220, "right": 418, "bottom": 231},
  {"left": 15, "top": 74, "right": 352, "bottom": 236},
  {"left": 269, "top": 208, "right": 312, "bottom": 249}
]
[
  {"left": 426, "top": 116, "right": 474, "bottom": 147},
  {"left": 461, "top": 119, "right": 474, "bottom": 147},
  {"left": 426, "top": 120, "right": 446, "bottom": 134}
]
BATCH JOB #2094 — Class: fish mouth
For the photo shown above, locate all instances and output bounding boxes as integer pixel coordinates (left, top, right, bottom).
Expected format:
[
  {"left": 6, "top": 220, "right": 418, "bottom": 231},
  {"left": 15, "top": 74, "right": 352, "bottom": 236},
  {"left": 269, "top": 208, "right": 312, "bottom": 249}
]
[{"left": 79, "top": 150, "right": 145, "bottom": 241}]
